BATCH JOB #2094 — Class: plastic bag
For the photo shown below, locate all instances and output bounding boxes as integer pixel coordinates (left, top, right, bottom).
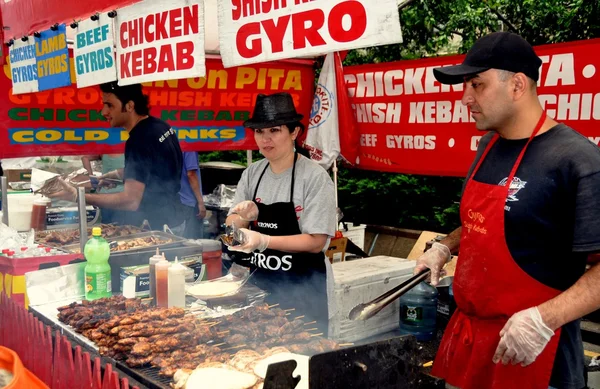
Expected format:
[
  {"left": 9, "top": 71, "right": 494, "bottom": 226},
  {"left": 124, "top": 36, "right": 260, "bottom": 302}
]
[{"left": 203, "top": 184, "right": 237, "bottom": 209}]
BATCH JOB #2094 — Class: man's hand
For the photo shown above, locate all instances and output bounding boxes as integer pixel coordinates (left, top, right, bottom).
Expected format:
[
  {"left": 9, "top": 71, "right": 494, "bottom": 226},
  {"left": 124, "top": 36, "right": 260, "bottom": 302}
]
[
  {"left": 197, "top": 204, "right": 207, "bottom": 219},
  {"left": 230, "top": 201, "right": 259, "bottom": 222},
  {"left": 492, "top": 307, "right": 554, "bottom": 366},
  {"left": 47, "top": 178, "right": 78, "bottom": 202},
  {"left": 413, "top": 242, "right": 451, "bottom": 286},
  {"left": 229, "top": 228, "right": 270, "bottom": 253}
]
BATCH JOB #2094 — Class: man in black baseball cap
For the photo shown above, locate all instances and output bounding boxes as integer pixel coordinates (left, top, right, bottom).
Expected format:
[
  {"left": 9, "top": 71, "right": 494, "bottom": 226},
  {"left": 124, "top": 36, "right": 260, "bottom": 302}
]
[
  {"left": 433, "top": 31, "right": 542, "bottom": 84},
  {"left": 414, "top": 31, "right": 600, "bottom": 389}
]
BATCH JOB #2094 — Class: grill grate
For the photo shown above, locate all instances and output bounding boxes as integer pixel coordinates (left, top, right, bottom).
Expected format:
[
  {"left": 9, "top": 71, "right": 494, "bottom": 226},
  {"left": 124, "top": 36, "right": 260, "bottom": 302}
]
[{"left": 115, "top": 361, "right": 173, "bottom": 389}]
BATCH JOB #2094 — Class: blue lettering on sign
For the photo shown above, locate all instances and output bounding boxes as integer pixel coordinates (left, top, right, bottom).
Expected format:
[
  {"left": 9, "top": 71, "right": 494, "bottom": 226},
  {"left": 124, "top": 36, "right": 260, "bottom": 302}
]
[
  {"left": 9, "top": 45, "right": 36, "bottom": 63},
  {"left": 74, "top": 24, "right": 115, "bottom": 76},
  {"left": 11, "top": 65, "right": 38, "bottom": 83},
  {"left": 35, "top": 24, "right": 71, "bottom": 91}
]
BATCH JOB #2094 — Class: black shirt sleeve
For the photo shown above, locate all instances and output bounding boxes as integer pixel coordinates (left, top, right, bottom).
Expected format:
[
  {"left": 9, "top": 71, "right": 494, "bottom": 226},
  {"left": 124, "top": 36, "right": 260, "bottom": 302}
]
[{"left": 573, "top": 170, "right": 600, "bottom": 252}]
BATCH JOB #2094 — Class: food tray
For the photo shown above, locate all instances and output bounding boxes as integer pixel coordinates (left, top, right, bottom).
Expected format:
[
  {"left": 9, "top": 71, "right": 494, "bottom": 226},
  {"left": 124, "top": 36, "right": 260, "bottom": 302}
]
[
  {"left": 35, "top": 224, "right": 147, "bottom": 246},
  {"left": 61, "top": 231, "right": 186, "bottom": 254}
]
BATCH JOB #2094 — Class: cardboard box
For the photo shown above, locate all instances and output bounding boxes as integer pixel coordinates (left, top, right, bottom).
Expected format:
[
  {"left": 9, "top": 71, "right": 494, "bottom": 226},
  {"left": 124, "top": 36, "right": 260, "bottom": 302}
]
[{"left": 3, "top": 169, "right": 32, "bottom": 183}]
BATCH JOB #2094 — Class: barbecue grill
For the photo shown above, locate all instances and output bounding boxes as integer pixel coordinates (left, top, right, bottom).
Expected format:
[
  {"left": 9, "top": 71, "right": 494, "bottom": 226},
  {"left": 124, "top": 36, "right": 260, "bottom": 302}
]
[{"left": 31, "top": 302, "right": 443, "bottom": 389}]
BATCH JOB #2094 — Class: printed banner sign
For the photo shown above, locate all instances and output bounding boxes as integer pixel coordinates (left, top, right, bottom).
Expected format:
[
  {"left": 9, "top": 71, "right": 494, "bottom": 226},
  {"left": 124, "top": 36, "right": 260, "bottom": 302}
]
[
  {"left": 344, "top": 38, "right": 600, "bottom": 177},
  {"left": 74, "top": 14, "right": 118, "bottom": 88},
  {"left": 218, "top": 0, "right": 403, "bottom": 68},
  {"left": 9, "top": 37, "right": 39, "bottom": 95},
  {"left": 1, "top": 53, "right": 314, "bottom": 158},
  {"left": 35, "top": 24, "right": 71, "bottom": 91},
  {"left": 115, "top": 0, "right": 206, "bottom": 85}
]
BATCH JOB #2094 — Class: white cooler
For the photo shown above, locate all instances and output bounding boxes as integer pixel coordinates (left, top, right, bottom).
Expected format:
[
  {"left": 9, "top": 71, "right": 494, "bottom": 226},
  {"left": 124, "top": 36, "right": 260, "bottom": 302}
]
[{"left": 328, "top": 256, "right": 415, "bottom": 342}]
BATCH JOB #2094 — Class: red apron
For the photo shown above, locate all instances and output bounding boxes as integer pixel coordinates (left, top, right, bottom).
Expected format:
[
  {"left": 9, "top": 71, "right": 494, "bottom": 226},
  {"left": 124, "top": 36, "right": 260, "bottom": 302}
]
[{"left": 431, "top": 114, "right": 562, "bottom": 389}]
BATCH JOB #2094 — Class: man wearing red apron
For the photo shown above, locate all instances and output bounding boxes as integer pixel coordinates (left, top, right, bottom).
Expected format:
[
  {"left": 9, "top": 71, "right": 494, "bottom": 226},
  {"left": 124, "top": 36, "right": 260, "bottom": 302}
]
[{"left": 414, "top": 32, "right": 600, "bottom": 389}]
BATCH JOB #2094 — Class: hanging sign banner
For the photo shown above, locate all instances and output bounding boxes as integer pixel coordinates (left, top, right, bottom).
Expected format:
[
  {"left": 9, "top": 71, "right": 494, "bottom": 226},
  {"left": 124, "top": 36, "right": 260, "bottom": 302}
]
[
  {"left": 218, "top": 0, "right": 403, "bottom": 68},
  {"left": 115, "top": 0, "right": 206, "bottom": 86},
  {"left": 73, "top": 14, "right": 118, "bottom": 88},
  {"left": 9, "top": 37, "right": 39, "bottom": 95},
  {"left": 35, "top": 24, "right": 71, "bottom": 91}
]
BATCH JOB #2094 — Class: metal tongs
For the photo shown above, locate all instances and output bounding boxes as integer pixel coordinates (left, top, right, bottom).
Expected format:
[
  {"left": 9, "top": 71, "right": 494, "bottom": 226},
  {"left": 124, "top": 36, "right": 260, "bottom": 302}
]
[
  {"left": 219, "top": 223, "right": 248, "bottom": 247},
  {"left": 348, "top": 269, "right": 431, "bottom": 321}
]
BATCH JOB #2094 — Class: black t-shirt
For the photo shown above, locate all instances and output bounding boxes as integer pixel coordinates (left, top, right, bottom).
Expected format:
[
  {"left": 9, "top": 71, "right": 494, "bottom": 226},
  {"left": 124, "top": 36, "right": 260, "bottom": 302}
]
[
  {"left": 463, "top": 124, "right": 600, "bottom": 389},
  {"left": 124, "top": 116, "right": 184, "bottom": 229}
]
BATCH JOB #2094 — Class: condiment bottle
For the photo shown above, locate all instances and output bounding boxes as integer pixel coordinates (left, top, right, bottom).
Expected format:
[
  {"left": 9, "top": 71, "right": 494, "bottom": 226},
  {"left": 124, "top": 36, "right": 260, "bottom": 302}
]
[
  {"left": 30, "top": 197, "right": 51, "bottom": 231},
  {"left": 168, "top": 257, "right": 187, "bottom": 308},
  {"left": 155, "top": 259, "right": 170, "bottom": 308},
  {"left": 149, "top": 248, "right": 163, "bottom": 304}
]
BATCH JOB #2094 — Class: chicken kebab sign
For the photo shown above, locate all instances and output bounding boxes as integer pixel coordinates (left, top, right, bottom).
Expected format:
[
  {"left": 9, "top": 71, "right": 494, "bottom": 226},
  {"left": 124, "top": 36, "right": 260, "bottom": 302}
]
[
  {"left": 218, "top": 0, "right": 403, "bottom": 67},
  {"left": 115, "top": 0, "right": 206, "bottom": 85}
]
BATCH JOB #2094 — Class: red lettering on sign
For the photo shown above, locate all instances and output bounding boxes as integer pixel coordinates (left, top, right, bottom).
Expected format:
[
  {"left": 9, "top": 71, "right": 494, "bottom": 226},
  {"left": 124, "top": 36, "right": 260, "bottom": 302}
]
[
  {"left": 237, "top": 23, "right": 262, "bottom": 58},
  {"left": 132, "top": 50, "right": 142, "bottom": 76},
  {"left": 144, "top": 47, "right": 158, "bottom": 74},
  {"left": 157, "top": 45, "right": 175, "bottom": 72},
  {"left": 262, "top": 15, "right": 290, "bottom": 53},
  {"left": 292, "top": 9, "right": 326, "bottom": 50},
  {"left": 170, "top": 8, "right": 183, "bottom": 38},
  {"left": 144, "top": 14, "right": 155, "bottom": 43},
  {"left": 120, "top": 5, "right": 199, "bottom": 48},
  {"left": 120, "top": 53, "right": 131, "bottom": 78},
  {"left": 329, "top": 1, "right": 367, "bottom": 42},
  {"left": 176, "top": 41, "right": 194, "bottom": 70},
  {"left": 120, "top": 22, "right": 129, "bottom": 49},
  {"left": 155, "top": 11, "right": 169, "bottom": 40},
  {"left": 118, "top": 41, "right": 195, "bottom": 78}
]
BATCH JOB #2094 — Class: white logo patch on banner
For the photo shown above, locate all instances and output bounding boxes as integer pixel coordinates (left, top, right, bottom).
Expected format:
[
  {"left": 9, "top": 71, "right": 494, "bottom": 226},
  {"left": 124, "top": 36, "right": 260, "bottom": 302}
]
[{"left": 303, "top": 53, "right": 340, "bottom": 169}]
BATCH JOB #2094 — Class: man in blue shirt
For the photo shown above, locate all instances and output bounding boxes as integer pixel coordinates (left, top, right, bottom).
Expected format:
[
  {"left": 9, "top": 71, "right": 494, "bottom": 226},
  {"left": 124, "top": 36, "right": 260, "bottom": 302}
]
[{"left": 180, "top": 151, "right": 206, "bottom": 238}]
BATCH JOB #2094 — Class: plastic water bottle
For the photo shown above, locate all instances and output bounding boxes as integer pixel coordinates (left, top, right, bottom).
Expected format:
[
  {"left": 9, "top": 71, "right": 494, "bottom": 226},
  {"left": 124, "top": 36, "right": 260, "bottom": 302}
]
[
  {"left": 84, "top": 227, "right": 112, "bottom": 300},
  {"left": 399, "top": 281, "right": 438, "bottom": 341}
]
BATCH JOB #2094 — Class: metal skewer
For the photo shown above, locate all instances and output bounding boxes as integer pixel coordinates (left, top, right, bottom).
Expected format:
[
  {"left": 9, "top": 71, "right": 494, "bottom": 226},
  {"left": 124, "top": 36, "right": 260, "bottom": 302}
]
[{"left": 348, "top": 269, "right": 431, "bottom": 321}]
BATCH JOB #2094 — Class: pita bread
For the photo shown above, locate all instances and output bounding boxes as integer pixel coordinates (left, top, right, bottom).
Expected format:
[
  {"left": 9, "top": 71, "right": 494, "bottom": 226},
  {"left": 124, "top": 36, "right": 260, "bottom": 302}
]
[{"left": 184, "top": 367, "right": 257, "bottom": 389}]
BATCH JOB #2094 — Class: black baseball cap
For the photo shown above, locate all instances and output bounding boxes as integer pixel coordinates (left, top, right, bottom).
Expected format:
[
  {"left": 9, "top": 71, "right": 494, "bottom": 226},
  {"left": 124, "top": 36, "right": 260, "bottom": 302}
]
[{"left": 433, "top": 32, "right": 542, "bottom": 85}]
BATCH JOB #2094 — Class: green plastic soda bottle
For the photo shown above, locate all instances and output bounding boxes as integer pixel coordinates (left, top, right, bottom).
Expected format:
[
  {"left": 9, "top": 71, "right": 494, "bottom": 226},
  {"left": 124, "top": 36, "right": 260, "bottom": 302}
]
[{"left": 84, "top": 227, "right": 112, "bottom": 300}]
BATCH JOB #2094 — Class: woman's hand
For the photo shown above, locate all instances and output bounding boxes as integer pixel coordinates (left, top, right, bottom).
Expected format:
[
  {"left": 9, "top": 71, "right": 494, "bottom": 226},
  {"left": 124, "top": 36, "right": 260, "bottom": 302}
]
[
  {"left": 230, "top": 200, "right": 259, "bottom": 221},
  {"left": 229, "top": 228, "right": 270, "bottom": 253}
]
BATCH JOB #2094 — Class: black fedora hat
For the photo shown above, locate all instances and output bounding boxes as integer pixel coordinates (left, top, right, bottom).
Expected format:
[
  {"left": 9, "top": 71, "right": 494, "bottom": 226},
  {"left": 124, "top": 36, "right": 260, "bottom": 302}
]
[{"left": 243, "top": 93, "right": 303, "bottom": 129}]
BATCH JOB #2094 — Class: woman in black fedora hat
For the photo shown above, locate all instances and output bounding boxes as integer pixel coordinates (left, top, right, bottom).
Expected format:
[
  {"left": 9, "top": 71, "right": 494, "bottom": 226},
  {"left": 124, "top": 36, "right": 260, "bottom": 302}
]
[{"left": 225, "top": 92, "right": 337, "bottom": 330}]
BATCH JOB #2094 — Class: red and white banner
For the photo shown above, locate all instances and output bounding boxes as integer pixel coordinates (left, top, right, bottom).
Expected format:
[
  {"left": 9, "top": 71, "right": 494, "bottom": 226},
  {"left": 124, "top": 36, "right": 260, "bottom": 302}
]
[
  {"left": 304, "top": 53, "right": 339, "bottom": 169},
  {"left": 344, "top": 38, "right": 600, "bottom": 177},
  {"left": 303, "top": 52, "right": 359, "bottom": 169},
  {"left": 218, "top": 0, "right": 402, "bottom": 68},
  {"left": 115, "top": 0, "right": 205, "bottom": 86},
  {"left": 0, "top": 53, "right": 315, "bottom": 158}
]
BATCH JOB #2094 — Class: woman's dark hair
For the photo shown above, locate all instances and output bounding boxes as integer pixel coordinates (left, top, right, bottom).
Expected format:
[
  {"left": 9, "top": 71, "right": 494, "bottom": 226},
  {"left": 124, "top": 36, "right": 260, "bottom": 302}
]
[
  {"left": 285, "top": 121, "right": 310, "bottom": 158},
  {"left": 99, "top": 82, "right": 150, "bottom": 116}
]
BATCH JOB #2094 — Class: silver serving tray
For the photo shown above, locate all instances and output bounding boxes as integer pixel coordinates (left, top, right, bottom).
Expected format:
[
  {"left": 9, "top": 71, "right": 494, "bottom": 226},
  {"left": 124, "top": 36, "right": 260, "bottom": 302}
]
[{"left": 60, "top": 231, "right": 186, "bottom": 254}]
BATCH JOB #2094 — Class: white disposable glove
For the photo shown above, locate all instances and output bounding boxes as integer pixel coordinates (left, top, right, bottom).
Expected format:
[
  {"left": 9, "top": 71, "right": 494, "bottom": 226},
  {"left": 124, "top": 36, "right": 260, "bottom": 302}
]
[
  {"left": 413, "top": 242, "right": 451, "bottom": 286},
  {"left": 231, "top": 200, "right": 259, "bottom": 221},
  {"left": 493, "top": 307, "right": 554, "bottom": 366},
  {"left": 229, "top": 228, "right": 270, "bottom": 253}
]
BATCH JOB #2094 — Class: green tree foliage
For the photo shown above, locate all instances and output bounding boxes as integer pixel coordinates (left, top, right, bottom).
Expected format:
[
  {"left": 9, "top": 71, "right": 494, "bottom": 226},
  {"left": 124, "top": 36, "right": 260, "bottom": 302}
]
[
  {"left": 337, "top": 0, "right": 600, "bottom": 232},
  {"left": 203, "top": 0, "right": 600, "bottom": 231}
]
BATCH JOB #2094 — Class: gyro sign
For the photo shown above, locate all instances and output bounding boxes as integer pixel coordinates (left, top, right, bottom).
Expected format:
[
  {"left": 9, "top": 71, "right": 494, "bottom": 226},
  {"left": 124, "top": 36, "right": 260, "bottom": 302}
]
[
  {"left": 115, "top": 0, "right": 205, "bottom": 85},
  {"left": 218, "top": 0, "right": 403, "bottom": 68}
]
